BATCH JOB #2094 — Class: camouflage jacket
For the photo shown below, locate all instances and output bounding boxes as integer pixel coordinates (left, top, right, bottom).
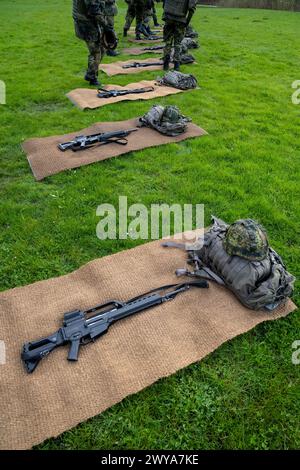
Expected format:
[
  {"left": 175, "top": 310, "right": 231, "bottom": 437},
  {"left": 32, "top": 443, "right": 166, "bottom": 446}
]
[
  {"left": 73, "top": 0, "right": 106, "bottom": 41},
  {"left": 104, "top": 0, "right": 118, "bottom": 17},
  {"left": 72, "top": 0, "right": 105, "bottom": 22},
  {"left": 163, "top": 0, "right": 197, "bottom": 24}
]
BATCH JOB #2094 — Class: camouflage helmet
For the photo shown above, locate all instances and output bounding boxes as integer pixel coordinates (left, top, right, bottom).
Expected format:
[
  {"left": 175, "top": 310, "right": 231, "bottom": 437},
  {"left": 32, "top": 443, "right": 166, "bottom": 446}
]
[
  {"left": 223, "top": 219, "right": 269, "bottom": 261},
  {"left": 162, "top": 105, "right": 182, "bottom": 123}
]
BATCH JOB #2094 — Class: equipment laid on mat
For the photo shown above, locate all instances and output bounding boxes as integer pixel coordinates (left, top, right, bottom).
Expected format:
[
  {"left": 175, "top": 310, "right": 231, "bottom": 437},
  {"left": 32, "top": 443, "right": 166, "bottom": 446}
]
[
  {"left": 140, "top": 105, "right": 191, "bottom": 136},
  {"left": 58, "top": 129, "right": 138, "bottom": 152},
  {"left": 121, "top": 56, "right": 195, "bottom": 70},
  {"left": 97, "top": 86, "right": 155, "bottom": 99},
  {"left": 21, "top": 281, "right": 208, "bottom": 373},
  {"left": 142, "top": 45, "right": 164, "bottom": 51},
  {"left": 181, "top": 37, "right": 199, "bottom": 52},
  {"left": 163, "top": 217, "right": 295, "bottom": 311},
  {"left": 122, "top": 61, "right": 163, "bottom": 69},
  {"left": 157, "top": 71, "right": 198, "bottom": 90}
]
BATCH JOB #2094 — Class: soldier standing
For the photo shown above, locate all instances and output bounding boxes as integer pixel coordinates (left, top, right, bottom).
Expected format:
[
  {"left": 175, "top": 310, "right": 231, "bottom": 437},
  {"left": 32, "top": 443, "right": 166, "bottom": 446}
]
[
  {"left": 162, "top": 0, "right": 197, "bottom": 71},
  {"left": 123, "top": 0, "right": 149, "bottom": 40},
  {"left": 104, "top": 0, "right": 119, "bottom": 56},
  {"left": 72, "top": 0, "right": 106, "bottom": 86}
]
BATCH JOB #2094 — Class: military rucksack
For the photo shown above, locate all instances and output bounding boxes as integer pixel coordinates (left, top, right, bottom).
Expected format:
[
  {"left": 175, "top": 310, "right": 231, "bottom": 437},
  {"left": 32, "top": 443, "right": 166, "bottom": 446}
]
[
  {"left": 164, "top": 217, "right": 295, "bottom": 311},
  {"left": 181, "top": 37, "right": 199, "bottom": 53},
  {"left": 157, "top": 71, "right": 198, "bottom": 90},
  {"left": 139, "top": 105, "right": 191, "bottom": 136}
]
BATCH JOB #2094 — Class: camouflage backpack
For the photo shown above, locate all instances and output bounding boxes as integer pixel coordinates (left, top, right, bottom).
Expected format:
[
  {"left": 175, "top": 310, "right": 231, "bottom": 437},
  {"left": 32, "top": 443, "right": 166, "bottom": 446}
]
[
  {"left": 139, "top": 105, "right": 191, "bottom": 136},
  {"left": 157, "top": 71, "right": 198, "bottom": 90},
  {"left": 164, "top": 217, "right": 295, "bottom": 311},
  {"left": 181, "top": 37, "right": 199, "bottom": 53}
]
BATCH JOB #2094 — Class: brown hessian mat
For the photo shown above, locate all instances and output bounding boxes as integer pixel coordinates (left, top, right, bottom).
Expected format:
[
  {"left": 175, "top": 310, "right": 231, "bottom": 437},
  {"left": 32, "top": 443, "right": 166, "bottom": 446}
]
[
  {"left": 122, "top": 46, "right": 164, "bottom": 55},
  {"left": 0, "top": 235, "right": 296, "bottom": 449},
  {"left": 67, "top": 80, "right": 183, "bottom": 110},
  {"left": 128, "top": 37, "right": 164, "bottom": 44},
  {"left": 100, "top": 58, "right": 165, "bottom": 76},
  {"left": 22, "top": 118, "right": 206, "bottom": 180}
]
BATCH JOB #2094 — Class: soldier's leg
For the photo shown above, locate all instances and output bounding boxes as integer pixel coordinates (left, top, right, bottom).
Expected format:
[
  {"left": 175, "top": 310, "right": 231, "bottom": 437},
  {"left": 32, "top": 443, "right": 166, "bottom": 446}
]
[
  {"left": 106, "top": 15, "right": 119, "bottom": 56},
  {"left": 135, "top": 0, "right": 148, "bottom": 38},
  {"left": 173, "top": 24, "right": 186, "bottom": 70},
  {"left": 152, "top": 3, "right": 160, "bottom": 27},
  {"left": 85, "top": 39, "right": 103, "bottom": 85},
  {"left": 163, "top": 22, "right": 174, "bottom": 70},
  {"left": 124, "top": 3, "right": 136, "bottom": 35}
]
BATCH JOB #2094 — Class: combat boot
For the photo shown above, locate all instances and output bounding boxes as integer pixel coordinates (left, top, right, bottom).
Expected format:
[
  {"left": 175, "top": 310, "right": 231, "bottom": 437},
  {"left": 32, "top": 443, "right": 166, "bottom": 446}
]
[
  {"left": 174, "top": 62, "right": 180, "bottom": 72},
  {"left": 163, "top": 55, "right": 170, "bottom": 71},
  {"left": 107, "top": 49, "right": 119, "bottom": 57},
  {"left": 85, "top": 74, "right": 100, "bottom": 86}
]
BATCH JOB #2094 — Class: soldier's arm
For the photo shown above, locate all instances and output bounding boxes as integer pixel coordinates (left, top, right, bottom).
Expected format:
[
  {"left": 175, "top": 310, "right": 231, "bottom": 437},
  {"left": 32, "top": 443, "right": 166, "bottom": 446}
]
[{"left": 186, "top": 0, "right": 197, "bottom": 25}]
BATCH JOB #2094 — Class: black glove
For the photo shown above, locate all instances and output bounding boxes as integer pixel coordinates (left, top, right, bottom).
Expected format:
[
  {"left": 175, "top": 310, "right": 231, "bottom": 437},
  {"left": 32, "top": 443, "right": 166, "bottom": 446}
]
[{"left": 103, "top": 27, "right": 118, "bottom": 50}]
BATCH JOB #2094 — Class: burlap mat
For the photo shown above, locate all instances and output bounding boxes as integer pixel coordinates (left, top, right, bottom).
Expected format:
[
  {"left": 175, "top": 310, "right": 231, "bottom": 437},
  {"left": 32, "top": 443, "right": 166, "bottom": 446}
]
[
  {"left": 0, "top": 236, "right": 296, "bottom": 449},
  {"left": 67, "top": 80, "right": 183, "bottom": 110},
  {"left": 22, "top": 118, "right": 206, "bottom": 181},
  {"left": 100, "top": 58, "right": 164, "bottom": 76},
  {"left": 122, "top": 46, "right": 164, "bottom": 55}
]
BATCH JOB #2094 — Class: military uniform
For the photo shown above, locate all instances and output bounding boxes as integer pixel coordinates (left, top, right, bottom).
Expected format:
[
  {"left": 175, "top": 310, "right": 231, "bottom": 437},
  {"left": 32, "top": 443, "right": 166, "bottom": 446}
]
[
  {"left": 124, "top": 0, "right": 148, "bottom": 39},
  {"left": 104, "top": 0, "right": 117, "bottom": 30},
  {"left": 72, "top": 0, "right": 106, "bottom": 85},
  {"left": 163, "top": 0, "right": 197, "bottom": 70},
  {"left": 104, "top": 0, "right": 118, "bottom": 55}
]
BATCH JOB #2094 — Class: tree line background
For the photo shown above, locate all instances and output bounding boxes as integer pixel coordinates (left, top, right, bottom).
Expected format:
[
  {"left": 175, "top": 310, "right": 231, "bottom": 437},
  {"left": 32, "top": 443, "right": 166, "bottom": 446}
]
[{"left": 199, "top": 0, "right": 300, "bottom": 10}]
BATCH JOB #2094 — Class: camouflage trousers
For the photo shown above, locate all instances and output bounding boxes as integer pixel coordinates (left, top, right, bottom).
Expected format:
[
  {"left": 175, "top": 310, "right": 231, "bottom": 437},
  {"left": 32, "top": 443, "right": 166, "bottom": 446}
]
[
  {"left": 85, "top": 38, "right": 105, "bottom": 80},
  {"left": 163, "top": 21, "right": 186, "bottom": 63},
  {"left": 106, "top": 15, "right": 115, "bottom": 29},
  {"left": 124, "top": 0, "right": 147, "bottom": 32}
]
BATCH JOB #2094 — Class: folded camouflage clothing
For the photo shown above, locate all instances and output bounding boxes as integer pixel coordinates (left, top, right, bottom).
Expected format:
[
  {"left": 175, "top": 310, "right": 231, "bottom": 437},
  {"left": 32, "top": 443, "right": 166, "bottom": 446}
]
[
  {"left": 181, "top": 37, "right": 199, "bottom": 53},
  {"left": 157, "top": 71, "right": 198, "bottom": 90},
  {"left": 185, "top": 25, "right": 198, "bottom": 38},
  {"left": 139, "top": 105, "right": 191, "bottom": 136},
  {"left": 164, "top": 217, "right": 295, "bottom": 311}
]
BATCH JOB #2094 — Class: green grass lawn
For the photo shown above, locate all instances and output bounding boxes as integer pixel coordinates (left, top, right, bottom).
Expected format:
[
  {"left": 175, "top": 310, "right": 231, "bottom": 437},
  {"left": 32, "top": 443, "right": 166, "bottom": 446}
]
[{"left": 0, "top": 1, "right": 299, "bottom": 450}]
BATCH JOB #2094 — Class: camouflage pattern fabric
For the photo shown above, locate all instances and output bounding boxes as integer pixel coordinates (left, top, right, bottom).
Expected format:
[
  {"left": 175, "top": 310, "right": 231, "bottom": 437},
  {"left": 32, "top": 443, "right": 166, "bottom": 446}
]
[
  {"left": 157, "top": 70, "right": 198, "bottom": 90},
  {"left": 163, "top": 21, "right": 186, "bottom": 63},
  {"left": 185, "top": 24, "right": 198, "bottom": 38},
  {"left": 163, "top": 0, "right": 197, "bottom": 23},
  {"left": 73, "top": 0, "right": 106, "bottom": 80},
  {"left": 191, "top": 217, "right": 295, "bottom": 311},
  {"left": 224, "top": 219, "right": 269, "bottom": 261},
  {"left": 181, "top": 37, "right": 199, "bottom": 53},
  {"left": 124, "top": 0, "right": 148, "bottom": 32},
  {"left": 104, "top": 0, "right": 118, "bottom": 29},
  {"left": 139, "top": 105, "right": 191, "bottom": 136}
]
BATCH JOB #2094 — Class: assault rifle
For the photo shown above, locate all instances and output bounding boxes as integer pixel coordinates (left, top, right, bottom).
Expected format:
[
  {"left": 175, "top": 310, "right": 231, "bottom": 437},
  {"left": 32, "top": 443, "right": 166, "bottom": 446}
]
[
  {"left": 97, "top": 86, "right": 154, "bottom": 99},
  {"left": 21, "top": 281, "right": 208, "bottom": 373},
  {"left": 142, "top": 45, "right": 164, "bottom": 51},
  {"left": 58, "top": 128, "right": 138, "bottom": 152},
  {"left": 122, "top": 61, "right": 163, "bottom": 69}
]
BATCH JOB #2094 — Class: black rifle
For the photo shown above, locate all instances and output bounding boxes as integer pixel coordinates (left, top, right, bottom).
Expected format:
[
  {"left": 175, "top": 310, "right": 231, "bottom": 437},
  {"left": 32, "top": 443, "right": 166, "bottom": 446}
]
[
  {"left": 142, "top": 45, "right": 164, "bottom": 51},
  {"left": 122, "top": 61, "right": 163, "bottom": 69},
  {"left": 21, "top": 281, "right": 208, "bottom": 373},
  {"left": 58, "top": 128, "right": 138, "bottom": 152},
  {"left": 97, "top": 86, "right": 154, "bottom": 99},
  {"left": 146, "top": 36, "right": 163, "bottom": 41}
]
